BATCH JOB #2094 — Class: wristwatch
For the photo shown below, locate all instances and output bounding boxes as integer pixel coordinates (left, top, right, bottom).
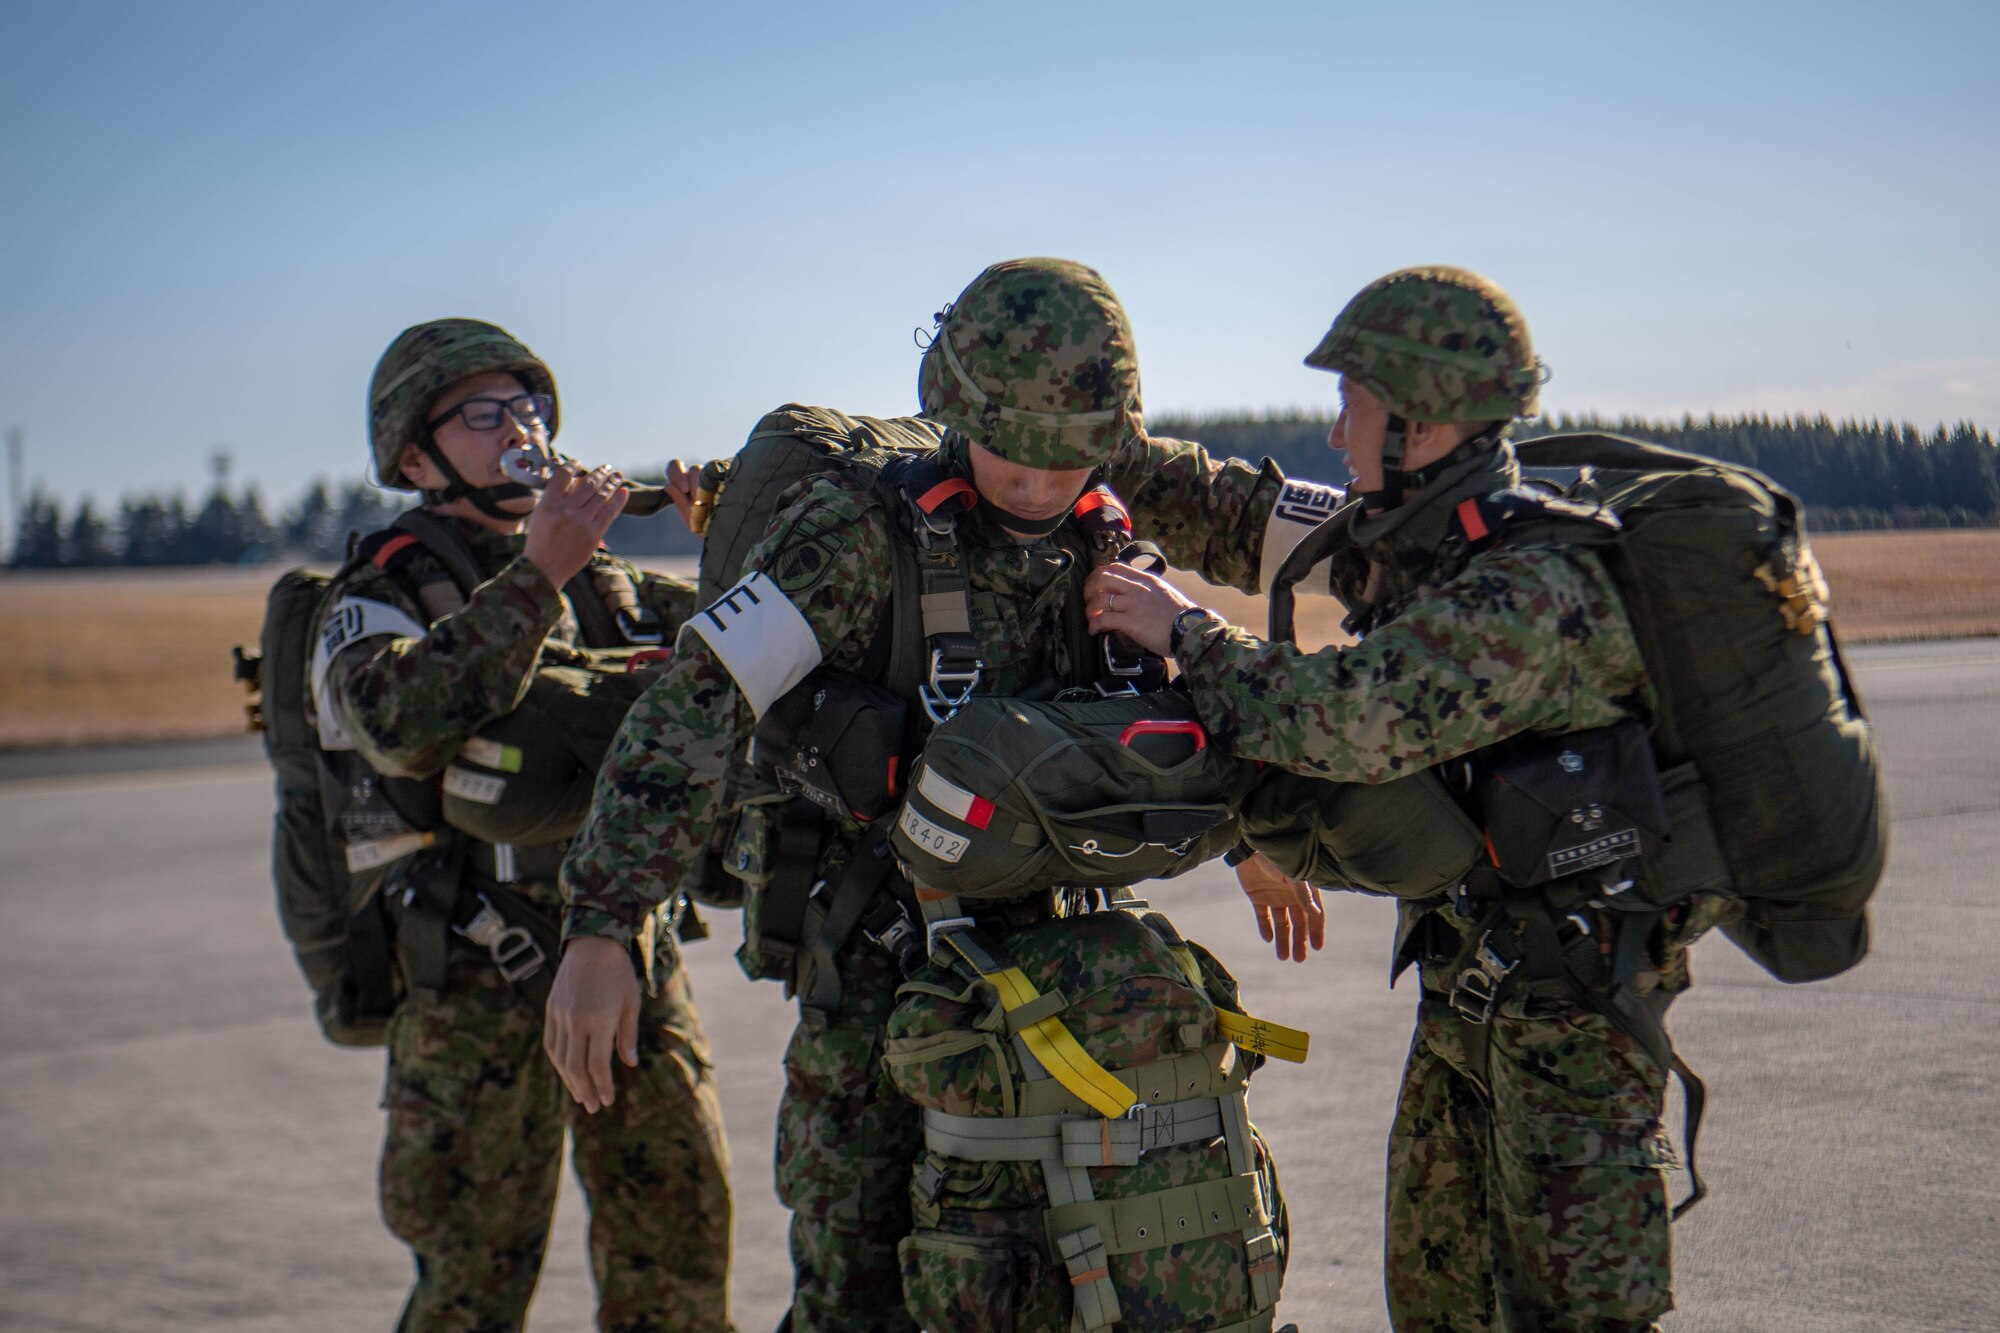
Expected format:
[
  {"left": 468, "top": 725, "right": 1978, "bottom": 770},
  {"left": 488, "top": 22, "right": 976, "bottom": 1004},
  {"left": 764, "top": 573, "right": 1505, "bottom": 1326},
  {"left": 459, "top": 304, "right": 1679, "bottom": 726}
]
[{"left": 1170, "top": 605, "right": 1219, "bottom": 658}]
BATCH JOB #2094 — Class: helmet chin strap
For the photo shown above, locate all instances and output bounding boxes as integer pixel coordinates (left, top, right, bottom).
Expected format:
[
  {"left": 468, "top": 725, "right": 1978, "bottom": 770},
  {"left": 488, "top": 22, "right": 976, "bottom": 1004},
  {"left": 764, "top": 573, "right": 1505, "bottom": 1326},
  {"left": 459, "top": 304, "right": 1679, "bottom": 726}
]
[
  {"left": 1354, "top": 418, "right": 1505, "bottom": 513},
  {"left": 418, "top": 439, "right": 535, "bottom": 521}
]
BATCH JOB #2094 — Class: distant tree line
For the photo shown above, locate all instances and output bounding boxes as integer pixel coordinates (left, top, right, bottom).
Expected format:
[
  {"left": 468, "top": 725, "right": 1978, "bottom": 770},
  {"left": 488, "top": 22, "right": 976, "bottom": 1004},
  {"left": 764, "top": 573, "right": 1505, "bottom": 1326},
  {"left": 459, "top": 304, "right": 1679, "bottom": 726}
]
[
  {"left": 1151, "top": 410, "right": 1999, "bottom": 532},
  {"left": 9, "top": 413, "right": 1994, "bottom": 568},
  {"left": 7, "top": 480, "right": 403, "bottom": 569}
]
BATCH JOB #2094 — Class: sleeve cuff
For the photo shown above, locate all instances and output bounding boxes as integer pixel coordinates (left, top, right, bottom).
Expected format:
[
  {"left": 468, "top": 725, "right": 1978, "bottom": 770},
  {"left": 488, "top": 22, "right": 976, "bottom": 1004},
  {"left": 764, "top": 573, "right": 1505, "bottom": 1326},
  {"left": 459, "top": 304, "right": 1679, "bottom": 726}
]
[{"left": 562, "top": 906, "right": 640, "bottom": 950}]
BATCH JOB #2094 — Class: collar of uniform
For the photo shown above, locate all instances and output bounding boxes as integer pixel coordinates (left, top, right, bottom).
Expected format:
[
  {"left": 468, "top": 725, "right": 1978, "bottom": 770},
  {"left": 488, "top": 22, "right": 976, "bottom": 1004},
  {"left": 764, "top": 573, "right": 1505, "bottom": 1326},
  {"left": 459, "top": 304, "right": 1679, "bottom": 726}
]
[{"left": 1350, "top": 441, "right": 1520, "bottom": 593}]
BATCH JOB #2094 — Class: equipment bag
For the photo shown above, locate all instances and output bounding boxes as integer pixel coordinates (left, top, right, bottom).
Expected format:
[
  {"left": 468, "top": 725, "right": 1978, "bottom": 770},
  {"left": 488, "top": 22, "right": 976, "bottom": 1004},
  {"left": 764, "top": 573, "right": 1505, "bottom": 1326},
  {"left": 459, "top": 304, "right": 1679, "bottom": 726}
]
[
  {"left": 1267, "top": 434, "right": 1889, "bottom": 983},
  {"left": 1235, "top": 764, "right": 1486, "bottom": 901},
  {"left": 890, "top": 691, "right": 1257, "bottom": 901},
  {"left": 689, "top": 402, "right": 947, "bottom": 608},
  {"left": 1502, "top": 434, "right": 1889, "bottom": 981},
  {"left": 884, "top": 904, "right": 1294, "bottom": 1333},
  {"left": 239, "top": 563, "right": 406, "bottom": 1045}
]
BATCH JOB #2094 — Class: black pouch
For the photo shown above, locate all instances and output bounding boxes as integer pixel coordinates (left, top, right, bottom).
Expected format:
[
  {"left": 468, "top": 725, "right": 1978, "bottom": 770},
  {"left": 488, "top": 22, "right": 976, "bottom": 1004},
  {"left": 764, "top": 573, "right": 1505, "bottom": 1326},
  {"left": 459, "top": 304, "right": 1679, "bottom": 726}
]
[
  {"left": 1476, "top": 720, "right": 1670, "bottom": 888},
  {"left": 753, "top": 670, "right": 908, "bottom": 822}
]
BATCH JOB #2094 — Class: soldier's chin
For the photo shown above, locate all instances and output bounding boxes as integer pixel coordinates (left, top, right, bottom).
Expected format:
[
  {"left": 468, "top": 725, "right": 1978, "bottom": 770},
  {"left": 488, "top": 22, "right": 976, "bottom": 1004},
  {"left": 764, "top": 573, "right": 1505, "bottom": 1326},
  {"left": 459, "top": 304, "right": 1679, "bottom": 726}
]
[{"left": 496, "top": 491, "right": 540, "bottom": 514}]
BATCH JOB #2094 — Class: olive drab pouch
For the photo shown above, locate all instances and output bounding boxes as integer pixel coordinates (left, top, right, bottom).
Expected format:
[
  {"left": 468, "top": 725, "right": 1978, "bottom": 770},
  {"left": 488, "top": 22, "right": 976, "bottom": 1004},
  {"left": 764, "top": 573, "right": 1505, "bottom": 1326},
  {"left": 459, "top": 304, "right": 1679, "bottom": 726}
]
[
  {"left": 1474, "top": 719, "right": 1671, "bottom": 891},
  {"left": 890, "top": 691, "right": 1256, "bottom": 901},
  {"left": 749, "top": 669, "right": 909, "bottom": 823},
  {"left": 439, "top": 650, "right": 668, "bottom": 846},
  {"left": 884, "top": 905, "right": 1293, "bottom": 1333},
  {"left": 1237, "top": 765, "right": 1485, "bottom": 900}
]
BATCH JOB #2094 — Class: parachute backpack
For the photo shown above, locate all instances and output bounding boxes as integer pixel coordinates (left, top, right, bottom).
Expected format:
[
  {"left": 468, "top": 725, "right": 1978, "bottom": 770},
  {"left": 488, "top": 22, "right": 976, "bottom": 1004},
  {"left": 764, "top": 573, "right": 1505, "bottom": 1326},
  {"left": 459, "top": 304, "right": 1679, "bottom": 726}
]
[
  {"left": 885, "top": 900, "right": 1301, "bottom": 1333},
  {"left": 1268, "top": 434, "right": 1889, "bottom": 983}
]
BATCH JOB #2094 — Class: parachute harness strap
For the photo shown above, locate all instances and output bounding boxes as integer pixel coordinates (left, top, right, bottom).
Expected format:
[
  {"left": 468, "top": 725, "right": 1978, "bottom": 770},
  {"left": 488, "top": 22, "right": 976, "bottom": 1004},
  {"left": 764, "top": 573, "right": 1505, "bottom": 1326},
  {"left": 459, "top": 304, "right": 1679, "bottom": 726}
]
[{"left": 896, "top": 463, "right": 987, "bottom": 725}]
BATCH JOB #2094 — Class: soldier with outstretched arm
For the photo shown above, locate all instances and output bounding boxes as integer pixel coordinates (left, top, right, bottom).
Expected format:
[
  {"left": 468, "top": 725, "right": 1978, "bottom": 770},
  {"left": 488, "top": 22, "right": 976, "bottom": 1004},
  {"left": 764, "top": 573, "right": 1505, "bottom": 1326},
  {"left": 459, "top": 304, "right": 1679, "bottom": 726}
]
[{"left": 1085, "top": 267, "right": 1751, "bottom": 1332}]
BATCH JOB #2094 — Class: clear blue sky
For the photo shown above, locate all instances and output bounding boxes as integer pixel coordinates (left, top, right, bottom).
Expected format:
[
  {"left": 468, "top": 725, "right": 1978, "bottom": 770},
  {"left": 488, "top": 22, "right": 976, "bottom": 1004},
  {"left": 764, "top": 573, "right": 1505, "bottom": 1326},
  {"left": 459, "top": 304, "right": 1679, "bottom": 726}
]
[{"left": 4, "top": 0, "right": 1996, "bottom": 524}]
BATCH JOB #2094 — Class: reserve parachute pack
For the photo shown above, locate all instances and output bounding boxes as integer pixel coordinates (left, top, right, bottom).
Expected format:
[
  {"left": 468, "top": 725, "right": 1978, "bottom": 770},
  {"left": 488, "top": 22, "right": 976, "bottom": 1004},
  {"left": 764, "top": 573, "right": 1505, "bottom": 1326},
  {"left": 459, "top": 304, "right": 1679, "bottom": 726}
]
[
  {"left": 1269, "top": 433, "right": 1888, "bottom": 983},
  {"left": 885, "top": 902, "right": 1295, "bottom": 1333},
  {"left": 235, "top": 512, "right": 670, "bottom": 1045},
  {"left": 890, "top": 691, "right": 1256, "bottom": 901}
]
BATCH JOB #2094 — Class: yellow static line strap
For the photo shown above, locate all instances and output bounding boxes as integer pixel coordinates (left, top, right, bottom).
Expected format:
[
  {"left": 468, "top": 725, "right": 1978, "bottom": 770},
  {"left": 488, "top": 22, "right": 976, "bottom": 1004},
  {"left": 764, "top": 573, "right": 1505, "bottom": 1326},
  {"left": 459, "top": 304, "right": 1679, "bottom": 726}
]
[
  {"left": 974, "top": 956, "right": 1137, "bottom": 1120},
  {"left": 1214, "top": 1010, "right": 1311, "bottom": 1064}
]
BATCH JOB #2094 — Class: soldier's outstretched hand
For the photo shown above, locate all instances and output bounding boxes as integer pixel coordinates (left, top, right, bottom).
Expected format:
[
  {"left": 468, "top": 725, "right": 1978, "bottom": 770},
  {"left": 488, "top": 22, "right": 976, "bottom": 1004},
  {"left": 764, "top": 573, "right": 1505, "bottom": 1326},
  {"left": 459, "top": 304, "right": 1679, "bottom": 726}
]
[
  {"left": 1085, "top": 562, "right": 1193, "bottom": 656},
  {"left": 524, "top": 462, "right": 628, "bottom": 589},
  {"left": 544, "top": 935, "right": 642, "bottom": 1113},
  {"left": 1235, "top": 853, "right": 1325, "bottom": 963}
]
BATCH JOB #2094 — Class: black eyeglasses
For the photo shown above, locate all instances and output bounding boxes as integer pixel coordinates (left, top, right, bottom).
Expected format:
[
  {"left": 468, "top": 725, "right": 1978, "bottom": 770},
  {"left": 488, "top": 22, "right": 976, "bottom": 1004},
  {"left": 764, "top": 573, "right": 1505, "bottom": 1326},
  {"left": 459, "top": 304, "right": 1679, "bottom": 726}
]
[{"left": 426, "top": 393, "right": 553, "bottom": 434}]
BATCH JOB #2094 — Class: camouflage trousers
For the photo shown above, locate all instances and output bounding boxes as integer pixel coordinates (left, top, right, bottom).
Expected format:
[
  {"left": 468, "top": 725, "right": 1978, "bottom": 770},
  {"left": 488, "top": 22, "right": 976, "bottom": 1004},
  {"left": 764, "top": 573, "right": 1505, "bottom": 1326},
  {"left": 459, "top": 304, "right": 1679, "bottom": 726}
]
[
  {"left": 1382, "top": 987, "right": 1677, "bottom": 1333},
  {"left": 381, "top": 948, "right": 732, "bottom": 1333},
  {"left": 773, "top": 942, "right": 921, "bottom": 1333}
]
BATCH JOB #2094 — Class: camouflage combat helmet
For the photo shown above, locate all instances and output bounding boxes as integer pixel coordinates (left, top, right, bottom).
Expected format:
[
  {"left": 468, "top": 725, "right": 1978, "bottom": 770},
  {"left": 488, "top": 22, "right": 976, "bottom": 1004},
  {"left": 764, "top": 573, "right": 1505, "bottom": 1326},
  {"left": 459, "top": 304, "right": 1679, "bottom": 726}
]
[
  {"left": 1305, "top": 266, "right": 1543, "bottom": 423},
  {"left": 918, "top": 258, "right": 1140, "bottom": 472},
  {"left": 368, "top": 318, "right": 559, "bottom": 490}
]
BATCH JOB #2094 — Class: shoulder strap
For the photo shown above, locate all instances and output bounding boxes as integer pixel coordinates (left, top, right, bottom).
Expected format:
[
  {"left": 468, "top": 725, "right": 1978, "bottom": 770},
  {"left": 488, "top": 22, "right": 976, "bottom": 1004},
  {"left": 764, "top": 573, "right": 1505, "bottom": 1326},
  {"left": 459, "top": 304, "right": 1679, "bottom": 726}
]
[{"left": 388, "top": 508, "right": 485, "bottom": 596}]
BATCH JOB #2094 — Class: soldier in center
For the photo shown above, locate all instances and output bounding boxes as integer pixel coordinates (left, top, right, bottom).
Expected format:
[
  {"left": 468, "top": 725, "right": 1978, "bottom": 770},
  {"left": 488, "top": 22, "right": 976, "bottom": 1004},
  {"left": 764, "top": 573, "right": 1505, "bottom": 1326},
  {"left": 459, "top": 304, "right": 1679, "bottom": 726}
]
[{"left": 547, "top": 257, "right": 1343, "bottom": 1330}]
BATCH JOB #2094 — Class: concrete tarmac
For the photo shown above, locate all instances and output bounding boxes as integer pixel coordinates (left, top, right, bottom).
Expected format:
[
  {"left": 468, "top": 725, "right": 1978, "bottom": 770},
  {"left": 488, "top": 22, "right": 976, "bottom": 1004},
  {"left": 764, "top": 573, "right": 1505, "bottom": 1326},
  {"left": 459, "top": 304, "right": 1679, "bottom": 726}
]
[{"left": 1, "top": 638, "right": 1994, "bottom": 1331}]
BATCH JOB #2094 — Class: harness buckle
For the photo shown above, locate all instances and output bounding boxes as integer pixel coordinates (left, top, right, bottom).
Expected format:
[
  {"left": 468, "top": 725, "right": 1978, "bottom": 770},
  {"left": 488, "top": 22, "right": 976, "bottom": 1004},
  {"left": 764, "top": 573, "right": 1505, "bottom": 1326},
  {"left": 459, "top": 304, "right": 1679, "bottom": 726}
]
[
  {"left": 919, "top": 648, "right": 985, "bottom": 724},
  {"left": 454, "top": 895, "right": 546, "bottom": 984},
  {"left": 925, "top": 914, "right": 978, "bottom": 962},
  {"left": 1448, "top": 935, "right": 1517, "bottom": 1025}
]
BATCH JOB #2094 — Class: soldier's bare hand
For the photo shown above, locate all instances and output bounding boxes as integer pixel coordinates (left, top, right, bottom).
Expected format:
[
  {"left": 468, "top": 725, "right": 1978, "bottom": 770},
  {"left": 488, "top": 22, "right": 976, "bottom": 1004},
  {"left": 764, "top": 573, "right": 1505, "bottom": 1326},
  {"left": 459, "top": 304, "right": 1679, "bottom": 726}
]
[
  {"left": 524, "top": 463, "right": 628, "bottom": 589},
  {"left": 543, "top": 935, "right": 642, "bottom": 1113},
  {"left": 664, "top": 459, "right": 701, "bottom": 531},
  {"left": 1235, "top": 853, "right": 1325, "bottom": 963},
  {"left": 1085, "top": 563, "right": 1193, "bottom": 656}
]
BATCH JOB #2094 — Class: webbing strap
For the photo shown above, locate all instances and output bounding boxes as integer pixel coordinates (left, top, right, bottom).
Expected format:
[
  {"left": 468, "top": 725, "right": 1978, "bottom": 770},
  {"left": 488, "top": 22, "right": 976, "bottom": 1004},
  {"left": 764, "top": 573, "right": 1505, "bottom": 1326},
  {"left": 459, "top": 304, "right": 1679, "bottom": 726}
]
[
  {"left": 1053, "top": 1225, "right": 1121, "bottom": 1331},
  {"left": 974, "top": 951, "right": 1136, "bottom": 1120},
  {"left": 921, "top": 1098, "right": 1226, "bottom": 1166},
  {"left": 1046, "top": 1171, "right": 1268, "bottom": 1257},
  {"left": 1016, "top": 1043, "right": 1244, "bottom": 1118}
]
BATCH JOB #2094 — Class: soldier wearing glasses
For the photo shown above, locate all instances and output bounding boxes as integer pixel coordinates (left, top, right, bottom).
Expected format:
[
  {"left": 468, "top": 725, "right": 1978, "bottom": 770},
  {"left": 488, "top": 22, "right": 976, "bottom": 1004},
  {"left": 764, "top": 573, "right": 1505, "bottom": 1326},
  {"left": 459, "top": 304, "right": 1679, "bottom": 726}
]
[{"left": 315, "top": 319, "right": 732, "bottom": 1330}]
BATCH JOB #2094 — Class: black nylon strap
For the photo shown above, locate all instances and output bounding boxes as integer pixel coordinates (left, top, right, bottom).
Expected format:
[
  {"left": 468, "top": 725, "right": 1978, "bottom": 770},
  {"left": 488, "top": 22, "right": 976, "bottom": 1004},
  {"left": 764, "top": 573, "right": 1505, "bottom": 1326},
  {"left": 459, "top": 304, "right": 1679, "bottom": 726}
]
[
  {"left": 800, "top": 832, "right": 900, "bottom": 1019},
  {"left": 757, "top": 798, "right": 827, "bottom": 976},
  {"left": 562, "top": 568, "right": 625, "bottom": 648}
]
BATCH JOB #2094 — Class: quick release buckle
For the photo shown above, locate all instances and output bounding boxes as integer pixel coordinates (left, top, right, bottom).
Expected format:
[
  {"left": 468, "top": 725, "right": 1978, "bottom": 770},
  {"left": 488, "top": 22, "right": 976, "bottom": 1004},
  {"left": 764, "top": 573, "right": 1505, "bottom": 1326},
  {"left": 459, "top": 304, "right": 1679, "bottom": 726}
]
[
  {"left": 455, "top": 895, "right": 546, "bottom": 984},
  {"left": 919, "top": 648, "right": 985, "bottom": 724},
  {"left": 1448, "top": 935, "right": 1517, "bottom": 1026},
  {"left": 925, "top": 914, "right": 978, "bottom": 962}
]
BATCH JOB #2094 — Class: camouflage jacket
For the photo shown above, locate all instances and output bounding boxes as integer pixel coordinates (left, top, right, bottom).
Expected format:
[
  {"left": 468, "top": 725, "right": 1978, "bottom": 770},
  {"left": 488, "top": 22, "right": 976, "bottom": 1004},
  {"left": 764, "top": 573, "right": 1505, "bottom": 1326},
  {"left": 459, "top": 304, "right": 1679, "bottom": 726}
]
[
  {"left": 1174, "top": 443, "right": 1654, "bottom": 785},
  {"left": 560, "top": 429, "right": 1342, "bottom": 948},
  {"left": 315, "top": 516, "right": 698, "bottom": 792}
]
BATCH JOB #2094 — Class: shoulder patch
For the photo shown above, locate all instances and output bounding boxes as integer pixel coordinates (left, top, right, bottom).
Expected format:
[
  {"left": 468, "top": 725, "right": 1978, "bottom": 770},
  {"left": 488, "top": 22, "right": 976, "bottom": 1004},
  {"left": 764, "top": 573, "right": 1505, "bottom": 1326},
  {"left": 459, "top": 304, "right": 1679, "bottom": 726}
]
[{"left": 679, "top": 571, "right": 823, "bottom": 718}]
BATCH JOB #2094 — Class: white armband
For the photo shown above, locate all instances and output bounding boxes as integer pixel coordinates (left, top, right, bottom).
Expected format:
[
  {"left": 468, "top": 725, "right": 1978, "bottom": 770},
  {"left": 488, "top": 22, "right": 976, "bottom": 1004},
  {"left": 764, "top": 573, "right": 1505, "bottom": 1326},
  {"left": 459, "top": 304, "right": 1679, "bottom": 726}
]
[
  {"left": 310, "top": 596, "right": 430, "bottom": 749},
  {"left": 1260, "top": 478, "right": 1347, "bottom": 597},
  {"left": 678, "top": 571, "right": 823, "bottom": 719}
]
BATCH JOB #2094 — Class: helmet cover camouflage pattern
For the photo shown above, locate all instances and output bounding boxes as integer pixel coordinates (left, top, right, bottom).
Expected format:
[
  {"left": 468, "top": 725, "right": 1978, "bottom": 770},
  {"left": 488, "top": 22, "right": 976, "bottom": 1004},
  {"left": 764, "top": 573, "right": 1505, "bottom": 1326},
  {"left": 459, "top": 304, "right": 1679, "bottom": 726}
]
[
  {"left": 1304, "top": 266, "right": 1544, "bottom": 423},
  {"left": 917, "top": 258, "right": 1140, "bottom": 471},
  {"left": 368, "top": 318, "right": 559, "bottom": 490}
]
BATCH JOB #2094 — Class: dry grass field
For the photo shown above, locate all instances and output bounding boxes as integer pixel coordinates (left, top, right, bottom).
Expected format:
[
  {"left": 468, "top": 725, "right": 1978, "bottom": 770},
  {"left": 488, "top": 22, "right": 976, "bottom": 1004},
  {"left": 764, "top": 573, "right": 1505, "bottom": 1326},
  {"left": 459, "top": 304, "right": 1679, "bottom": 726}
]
[{"left": 1, "top": 531, "right": 1994, "bottom": 749}]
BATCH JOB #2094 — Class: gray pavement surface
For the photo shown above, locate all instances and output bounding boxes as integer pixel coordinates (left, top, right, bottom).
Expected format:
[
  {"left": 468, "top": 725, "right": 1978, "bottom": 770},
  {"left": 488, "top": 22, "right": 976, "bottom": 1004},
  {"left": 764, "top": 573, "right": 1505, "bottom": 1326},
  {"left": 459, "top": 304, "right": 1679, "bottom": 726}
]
[{"left": 1, "top": 638, "right": 1995, "bottom": 1331}]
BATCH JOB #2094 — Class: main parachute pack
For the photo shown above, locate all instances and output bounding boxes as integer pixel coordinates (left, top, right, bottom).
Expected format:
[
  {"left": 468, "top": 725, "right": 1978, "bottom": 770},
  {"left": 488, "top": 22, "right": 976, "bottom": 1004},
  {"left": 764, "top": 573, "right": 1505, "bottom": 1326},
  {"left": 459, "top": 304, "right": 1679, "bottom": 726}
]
[{"left": 1266, "top": 432, "right": 1890, "bottom": 984}]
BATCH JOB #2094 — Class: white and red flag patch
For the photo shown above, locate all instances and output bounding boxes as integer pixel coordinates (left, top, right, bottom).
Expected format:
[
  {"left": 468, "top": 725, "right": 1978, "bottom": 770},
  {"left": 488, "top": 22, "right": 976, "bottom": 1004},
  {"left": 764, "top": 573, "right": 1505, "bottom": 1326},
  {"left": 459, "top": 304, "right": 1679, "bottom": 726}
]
[{"left": 916, "top": 766, "right": 995, "bottom": 830}]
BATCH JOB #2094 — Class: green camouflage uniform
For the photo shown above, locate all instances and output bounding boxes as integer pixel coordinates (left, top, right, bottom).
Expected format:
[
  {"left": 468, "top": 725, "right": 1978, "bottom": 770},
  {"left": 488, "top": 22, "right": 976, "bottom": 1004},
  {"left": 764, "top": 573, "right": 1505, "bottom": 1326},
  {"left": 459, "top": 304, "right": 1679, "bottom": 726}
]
[
  {"left": 562, "top": 430, "right": 1311, "bottom": 1331},
  {"left": 565, "top": 258, "right": 1335, "bottom": 1332},
  {"left": 321, "top": 523, "right": 733, "bottom": 1333},
  {"left": 1173, "top": 267, "right": 1731, "bottom": 1332}
]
